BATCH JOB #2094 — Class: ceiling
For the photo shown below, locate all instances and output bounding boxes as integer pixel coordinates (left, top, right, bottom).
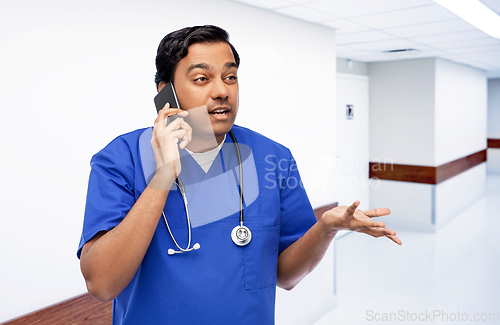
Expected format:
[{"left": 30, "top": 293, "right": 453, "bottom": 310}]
[{"left": 231, "top": 0, "right": 500, "bottom": 78}]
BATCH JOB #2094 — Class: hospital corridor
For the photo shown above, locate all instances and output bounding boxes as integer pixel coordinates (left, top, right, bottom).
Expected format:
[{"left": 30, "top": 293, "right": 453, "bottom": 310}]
[
  {"left": 1, "top": 0, "right": 500, "bottom": 324},
  {"left": 315, "top": 173, "right": 500, "bottom": 324}
]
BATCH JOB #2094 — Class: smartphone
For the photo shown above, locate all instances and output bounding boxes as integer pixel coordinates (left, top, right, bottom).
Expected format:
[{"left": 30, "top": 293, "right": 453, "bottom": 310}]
[{"left": 154, "top": 82, "right": 182, "bottom": 125}]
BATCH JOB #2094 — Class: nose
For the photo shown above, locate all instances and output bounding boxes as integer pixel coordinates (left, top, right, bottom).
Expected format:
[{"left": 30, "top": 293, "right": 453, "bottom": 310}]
[{"left": 210, "top": 78, "right": 229, "bottom": 100}]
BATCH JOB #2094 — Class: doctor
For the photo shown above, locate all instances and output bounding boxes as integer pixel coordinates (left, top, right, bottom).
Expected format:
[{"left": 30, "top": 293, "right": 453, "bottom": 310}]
[{"left": 78, "top": 25, "right": 401, "bottom": 325}]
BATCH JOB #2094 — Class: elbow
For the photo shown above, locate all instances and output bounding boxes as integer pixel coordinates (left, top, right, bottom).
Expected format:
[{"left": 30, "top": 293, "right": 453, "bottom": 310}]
[
  {"left": 278, "top": 283, "right": 297, "bottom": 291},
  {"left": 276, "top": 276, "right": 300, "bottom": 291},
  {"left": 85, "top": 278, "right": 117, "bottom": 302},
  {"left": 81, "top": 257, "right": 117, "bottom": 302},
  {"left": 81, "top": 265, "right": 117, "bottom": 302}
]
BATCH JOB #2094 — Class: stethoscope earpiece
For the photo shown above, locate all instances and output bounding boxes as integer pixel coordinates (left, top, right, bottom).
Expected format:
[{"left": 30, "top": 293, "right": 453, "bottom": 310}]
[{"left": 167, "top": 243, "right": 200, "bottom": 255}]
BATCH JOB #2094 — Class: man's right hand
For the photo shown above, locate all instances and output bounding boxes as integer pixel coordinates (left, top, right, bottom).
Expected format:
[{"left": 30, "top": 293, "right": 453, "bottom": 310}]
[{"left": 150, "top": 103, "right": 192, "bottom": 189}]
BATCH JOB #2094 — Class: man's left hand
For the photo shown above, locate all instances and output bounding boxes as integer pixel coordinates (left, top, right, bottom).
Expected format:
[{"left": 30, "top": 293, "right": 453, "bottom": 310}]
[{"left": 320, "top": 201, "right": 402, "bottom": 245}]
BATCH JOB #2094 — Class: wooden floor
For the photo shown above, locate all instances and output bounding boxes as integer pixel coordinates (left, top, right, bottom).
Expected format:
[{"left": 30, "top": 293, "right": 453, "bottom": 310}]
[{"left": 1, "top": 294, "right": 111, "bottom": 325}]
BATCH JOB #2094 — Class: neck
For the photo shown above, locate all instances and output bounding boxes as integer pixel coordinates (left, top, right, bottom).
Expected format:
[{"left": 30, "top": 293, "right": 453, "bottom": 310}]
[{"left": 186, "top": 134, "right": 226, "bottom": 153}]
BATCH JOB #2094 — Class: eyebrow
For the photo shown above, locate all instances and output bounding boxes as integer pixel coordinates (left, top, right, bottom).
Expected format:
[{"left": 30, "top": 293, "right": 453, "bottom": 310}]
[
  {"left": 224, "top": 62, "right": 238, "bottom": 69},
  {"left": 187, "top": 62, "right": 238, "bottom": 74}
]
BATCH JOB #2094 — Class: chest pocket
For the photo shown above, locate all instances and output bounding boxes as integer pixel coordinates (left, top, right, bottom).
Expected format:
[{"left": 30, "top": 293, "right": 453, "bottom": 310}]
[{"left": 243, "top": 225, "right": 281, "bottom": 290}]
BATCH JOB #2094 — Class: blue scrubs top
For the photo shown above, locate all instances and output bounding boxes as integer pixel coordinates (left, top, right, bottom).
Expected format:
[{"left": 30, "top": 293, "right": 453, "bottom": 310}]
[{"left": 77, "top": 125, "right": 317, "bottom": 325}]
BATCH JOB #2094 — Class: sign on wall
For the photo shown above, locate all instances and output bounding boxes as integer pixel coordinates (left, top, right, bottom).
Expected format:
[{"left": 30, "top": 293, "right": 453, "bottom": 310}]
[{"left": 346, "top": 104, "right": 354, "bottom": 120}]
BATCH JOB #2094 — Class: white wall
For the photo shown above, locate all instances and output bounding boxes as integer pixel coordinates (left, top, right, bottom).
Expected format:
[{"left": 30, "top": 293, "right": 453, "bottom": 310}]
[
  {"left": 376, "top": 162, "right": 487, "bottom": 232},
  {"left": 367, "top": 57, "right": 486, "bottom": 167},
  {"left": 368, "top": 58, "right": 436, "bottom": 166},
  {"left": 370, "top": 180, "right": 435, "bottom": 232},
  {"left": 435, "top": 59, "right": 487, "bottom": 166},
  {"left": 435, "top": 163, "right": 486, "bottom": 229},
  {"left": 368, "top": 58, "right": 487, "bottom": 231},
  {"left": 488, "top": 150, "right": 500, "bottom": 173},
  {"left": 434, "top": 59, "right": 487, "bottom": 228},
  {"left": 488, "top": 79, "right": 500, "bottom": 174},
  {"left": 487, "top": 79, "right": 500, "bottom": 139},
  {"left": 335, "top": 74, "right": 370, "bottom": 210},
  {"left": 336, "top": 58, "right": 368, "bottom": 76},
  {"left": 0, "top": 0, "right": 336, "bottom": 322},
  {"left": 236, "top": 15, "right": 337, "bottom": 208}
]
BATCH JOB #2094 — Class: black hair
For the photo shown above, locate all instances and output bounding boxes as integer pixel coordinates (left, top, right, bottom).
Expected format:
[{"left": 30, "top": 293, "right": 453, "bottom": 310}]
[{"left": 155, "top": 25, "right": 240, "bottom": 89}]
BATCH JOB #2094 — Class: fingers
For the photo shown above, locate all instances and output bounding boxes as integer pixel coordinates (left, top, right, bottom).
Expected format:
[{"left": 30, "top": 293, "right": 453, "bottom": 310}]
[
  {"left": 158, "top": 103, "right": 185, "bottom": 118},
  {"left": 171, "top": 129, "right": 189, "bottom": 145},
  {"left": 155, "top": 106, "right": 191, "bottom": 147},
  {"left": 341, "top": 201, "right": 386, "bottom": 229},
  {"left": 168, "top": 109, "right": 187, "bottom": 118},
  {"left": 151, "top": 106, "right": 191, "bottom": 168},
  {"left": 386, "top": 235, "right": 402, "bottom": 246},
  {"left": 164, "top": 118, "right": 192, "bottom": 147},
  {"left": 357, "top": 227, "right": 402, "bottom": 245},
  {"left": 353, "top": 208, "right": 386, "bottom": 229},
  {"left": 357, "top": 226, "right": 394, "bottom": 238},
  {"left": 341, "top": 200, "right": 402, "bottom": 246},
  {"left": 157, "top": 104, "right": 187, "bottom": 130},
  {"left": 154, "top": 103, "right": 173, "bottom": 148},
  {"left": 177, "top": 120, "right": 192, "bottom": 149},
  {"left": 156, "top": 103, "right": 170, "bottom": 134},
  {"left": 362, "top": 207, "right": 391, "bottom": 218}
]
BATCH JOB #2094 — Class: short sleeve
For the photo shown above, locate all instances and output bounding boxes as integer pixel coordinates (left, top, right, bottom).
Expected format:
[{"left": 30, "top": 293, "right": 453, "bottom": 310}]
[
  {"left": 278, "top": 153, "right": 317, "bottom": 253},
  {"left": 77, "top": 139, "right": 136, "bottom": 258}
]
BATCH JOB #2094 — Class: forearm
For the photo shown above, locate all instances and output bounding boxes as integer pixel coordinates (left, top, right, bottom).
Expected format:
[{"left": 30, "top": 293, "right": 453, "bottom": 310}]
[
  {"left": 80, "top": 177, "right": 172, "bottom": 302},
  {"left": 276, "top": 218, "right": 337, "bottom": 290}
]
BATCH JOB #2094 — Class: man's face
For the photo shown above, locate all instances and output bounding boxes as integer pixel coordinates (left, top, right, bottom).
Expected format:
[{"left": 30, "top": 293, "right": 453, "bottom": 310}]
[{"left": 165, "top": 42, "right": 239, "bottom": 142}]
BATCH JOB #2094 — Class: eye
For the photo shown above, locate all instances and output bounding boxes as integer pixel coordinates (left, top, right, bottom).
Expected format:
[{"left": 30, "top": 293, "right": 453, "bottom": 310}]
[
  {"left": 195, "top": 77, "right": 208, "bottom": 82},
  {"left": 225, "top": 75, "right": 238, "bottom": 84}
]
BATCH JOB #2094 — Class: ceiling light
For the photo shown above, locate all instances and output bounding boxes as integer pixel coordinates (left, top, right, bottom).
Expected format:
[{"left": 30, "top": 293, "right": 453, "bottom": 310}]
[
  {"left": 433, "top": 0, "right": 500, "bottom": 39},
  {"left": 382, "top": 49, "right": 419, "bottom": 53}
]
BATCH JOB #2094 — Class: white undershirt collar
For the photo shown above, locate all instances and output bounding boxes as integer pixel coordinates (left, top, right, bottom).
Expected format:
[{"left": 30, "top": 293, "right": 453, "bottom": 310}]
[{"left": 185, "top": 135, "right": 226, "bottom": 173}]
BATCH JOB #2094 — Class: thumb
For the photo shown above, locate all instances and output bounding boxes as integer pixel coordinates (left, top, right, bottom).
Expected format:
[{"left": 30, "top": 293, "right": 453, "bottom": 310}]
[{"left": 344, "top": 200, "right": 360, "bottom": 218}]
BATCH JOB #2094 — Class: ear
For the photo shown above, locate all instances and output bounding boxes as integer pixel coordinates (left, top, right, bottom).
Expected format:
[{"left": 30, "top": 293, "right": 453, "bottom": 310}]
[{"left": 158, "top": 81, "right": 167, "bottom": 92}]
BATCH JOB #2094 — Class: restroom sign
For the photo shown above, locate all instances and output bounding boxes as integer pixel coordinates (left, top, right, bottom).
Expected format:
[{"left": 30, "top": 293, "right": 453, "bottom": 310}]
[{"left": 346, "top": 104, "right": 354, "bottom": 120}]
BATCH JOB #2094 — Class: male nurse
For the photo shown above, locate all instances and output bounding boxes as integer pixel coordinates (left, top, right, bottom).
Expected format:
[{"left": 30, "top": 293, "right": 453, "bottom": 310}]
[{"left": 78, "top": 25, "right": 401, "bottom": 325}]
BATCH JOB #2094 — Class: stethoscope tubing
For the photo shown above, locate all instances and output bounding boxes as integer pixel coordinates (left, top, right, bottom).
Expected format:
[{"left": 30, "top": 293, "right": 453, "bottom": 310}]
[
  {"left": 228, "top": 131, "right": 244, "bottom": 226},
  {"left": 164, "top": 130, "right": 247, "bottom": 255},
  {"left": 162, "top": 179, "right": 193, "bottom": 254}
]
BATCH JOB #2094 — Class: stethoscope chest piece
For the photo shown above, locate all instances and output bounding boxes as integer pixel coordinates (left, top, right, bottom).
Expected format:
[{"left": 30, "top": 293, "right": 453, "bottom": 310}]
[{"left": 231, "top": 225, "right": 252, "bottom": 246}]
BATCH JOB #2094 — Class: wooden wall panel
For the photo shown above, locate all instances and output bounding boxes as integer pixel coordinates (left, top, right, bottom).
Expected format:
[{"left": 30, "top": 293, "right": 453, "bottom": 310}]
[
  {"left": 436, "top": 150, "right": 486, "bottom": 183},
  {"left": 488, "top": 139, "right": 500, "bottom": 148},
  {"left": 369, "top": 149, "right": 487, "bottom": 185},
  {"left": 369, "top": 163, "right": 436, "bottom": 184}
]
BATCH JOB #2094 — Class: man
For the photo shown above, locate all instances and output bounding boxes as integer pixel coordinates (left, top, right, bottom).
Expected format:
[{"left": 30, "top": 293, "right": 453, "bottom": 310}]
[{"left": 78, "top": 25, "right": 401, "bottom": 325}]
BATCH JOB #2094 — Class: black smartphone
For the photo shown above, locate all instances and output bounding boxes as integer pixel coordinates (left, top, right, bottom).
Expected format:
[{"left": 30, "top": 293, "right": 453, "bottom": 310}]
[{"left": 154, "top": 82, "right": 182, "bottom": 125}]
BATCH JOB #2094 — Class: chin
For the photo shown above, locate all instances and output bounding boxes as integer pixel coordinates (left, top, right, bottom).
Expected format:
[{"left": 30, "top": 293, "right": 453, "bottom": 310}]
[
  {"left": 213, "top": 126, "right": 232, "bottom": 139},
  {"left": 212, "top": 118, "right": 236, "bottom": 136}
]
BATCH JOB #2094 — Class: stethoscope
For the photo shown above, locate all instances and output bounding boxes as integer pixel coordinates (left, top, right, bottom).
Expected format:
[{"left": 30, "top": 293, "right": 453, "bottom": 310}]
[{"left": 163, "top": 130, "right": 251, "bottom": 255}]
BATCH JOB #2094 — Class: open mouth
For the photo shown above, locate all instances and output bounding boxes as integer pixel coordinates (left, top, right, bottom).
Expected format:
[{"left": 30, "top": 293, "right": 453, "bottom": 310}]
[{"left": 209, "top": 108, "right": 230, "bottom": 116}]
